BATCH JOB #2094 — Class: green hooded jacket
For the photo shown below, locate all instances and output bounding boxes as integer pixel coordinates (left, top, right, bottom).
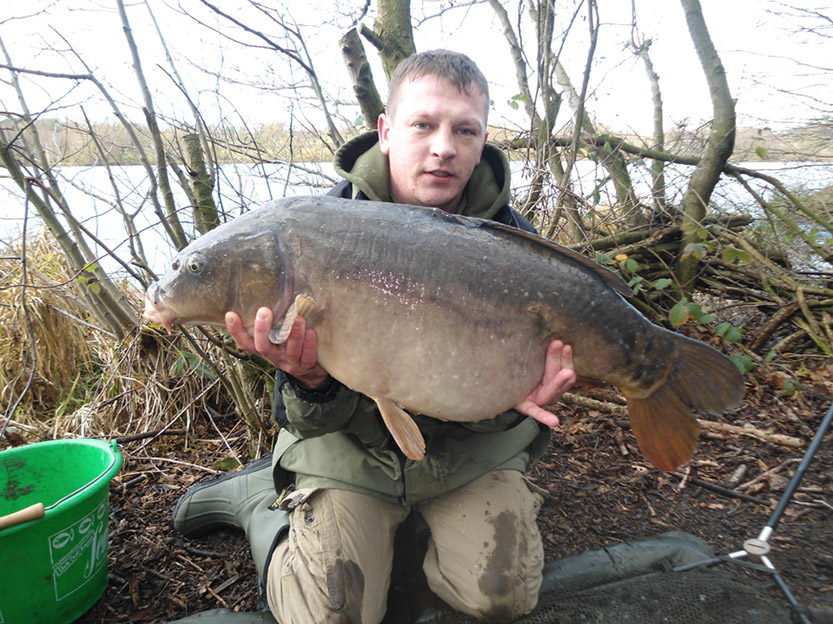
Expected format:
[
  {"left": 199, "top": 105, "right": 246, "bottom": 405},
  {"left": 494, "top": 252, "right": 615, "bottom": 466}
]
[{"left": 272, "top": 131, "right": 551, "bottom": 505}]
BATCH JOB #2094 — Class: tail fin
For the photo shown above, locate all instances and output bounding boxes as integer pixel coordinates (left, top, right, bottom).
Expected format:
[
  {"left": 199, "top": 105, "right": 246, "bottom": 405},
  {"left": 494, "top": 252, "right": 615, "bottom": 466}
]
[{"left": 625, "top": 337, "right": 745, "bottom": 471}]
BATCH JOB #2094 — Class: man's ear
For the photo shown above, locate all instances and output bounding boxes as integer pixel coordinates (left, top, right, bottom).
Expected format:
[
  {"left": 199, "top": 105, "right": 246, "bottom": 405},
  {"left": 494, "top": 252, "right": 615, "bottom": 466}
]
[{"left": 378, "top": 113, "right": 392, "bottom": 155}]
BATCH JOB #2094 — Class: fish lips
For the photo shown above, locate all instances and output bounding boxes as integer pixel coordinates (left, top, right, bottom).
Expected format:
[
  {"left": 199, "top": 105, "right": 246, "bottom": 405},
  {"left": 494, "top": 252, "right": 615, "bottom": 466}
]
[{"left": 143, "top": 282, "right": 177, "bottom": 333}]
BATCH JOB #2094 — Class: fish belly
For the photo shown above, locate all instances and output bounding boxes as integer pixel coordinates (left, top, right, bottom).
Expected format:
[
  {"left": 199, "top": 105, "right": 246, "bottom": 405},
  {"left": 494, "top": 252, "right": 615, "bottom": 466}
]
[{"left": 312, "top": 286, "right": 551, "bottom": 422}]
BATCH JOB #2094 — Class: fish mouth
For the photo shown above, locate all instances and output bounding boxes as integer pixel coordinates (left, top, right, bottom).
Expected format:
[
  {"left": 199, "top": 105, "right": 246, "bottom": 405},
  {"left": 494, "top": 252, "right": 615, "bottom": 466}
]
[{"left": 143, "top": 290, "right": 177, "bottom": 335}]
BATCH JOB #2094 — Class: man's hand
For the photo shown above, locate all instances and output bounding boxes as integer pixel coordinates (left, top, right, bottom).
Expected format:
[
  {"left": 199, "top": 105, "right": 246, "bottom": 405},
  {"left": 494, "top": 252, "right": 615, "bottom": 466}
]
[
  {"left": 513, "top": 340, "right": 575, "bottom": 427},
  {"left": 225, "top": 307, "right": 330, "bottom": 389}
]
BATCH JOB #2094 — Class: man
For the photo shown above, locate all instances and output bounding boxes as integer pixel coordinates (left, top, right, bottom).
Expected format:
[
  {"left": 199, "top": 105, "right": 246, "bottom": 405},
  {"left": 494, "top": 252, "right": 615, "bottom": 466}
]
[{"left": 173, "top": 50, "right": 575, "bottom": 624}]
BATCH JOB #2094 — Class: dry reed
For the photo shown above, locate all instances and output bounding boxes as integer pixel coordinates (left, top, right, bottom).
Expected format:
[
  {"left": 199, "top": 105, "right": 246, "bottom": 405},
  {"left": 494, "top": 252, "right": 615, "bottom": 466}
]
[{"left": 0, "top": 232, "right": 274, "bottom": 460}]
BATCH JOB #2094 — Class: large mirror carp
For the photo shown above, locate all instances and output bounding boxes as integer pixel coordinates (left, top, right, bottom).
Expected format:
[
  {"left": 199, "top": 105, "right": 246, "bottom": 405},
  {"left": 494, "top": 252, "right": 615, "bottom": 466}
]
[{"left": 144, "top": 196, "right": 745, "bottom": 471}]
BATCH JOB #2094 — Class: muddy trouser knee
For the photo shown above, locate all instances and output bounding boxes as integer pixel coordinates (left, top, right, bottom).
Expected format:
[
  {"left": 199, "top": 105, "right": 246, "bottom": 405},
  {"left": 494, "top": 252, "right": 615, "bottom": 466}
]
[
  {"left": 417, "top": 470, "right": 545, "bottom": 623},
  {"left": 266, "top": 488, "right": 410, "bottom": 624}
]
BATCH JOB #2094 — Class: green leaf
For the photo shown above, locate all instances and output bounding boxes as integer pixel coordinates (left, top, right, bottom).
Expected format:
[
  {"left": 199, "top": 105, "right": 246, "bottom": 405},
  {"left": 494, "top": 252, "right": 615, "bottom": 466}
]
[
  {"left": 686, "top": 301, "right": 704, "bottom": 318},
  {"left": 669, "top": 298, "right": 691, "bottom": 327},
  {"left": 595, "top": 252, "right": 614, "bottom": 266},
  {"left": 780, "top": 378, "right": 800, "bottom": 396},
  {"left": 730, "top": 353, "right": 755, "bottom": 374},
  {"left": 216, "top": 456, "right": 242, "bottom": 471},
  {"left": 170, "top": 355, "right": 186, "bottom": 376},
  {"left": 653, "top": 278, "right": 673, "bottom": 290},
  {"left": 722, "top": 246, "right": 738, "bottom": 264},
  {"left": 681, "top": 242, "right": 705, "bottom": 262},
  {"left": 755, "top": 145, "right": 768, "bottom": 159},
  {"left": 625, "top": 258, "right": 639, "bottom": 273},
  {"left": 715, "top": 322, "right": 743, "bottom": 343},
  {"left": 182, "top": 352, "right": 216, "bottom": 379}
]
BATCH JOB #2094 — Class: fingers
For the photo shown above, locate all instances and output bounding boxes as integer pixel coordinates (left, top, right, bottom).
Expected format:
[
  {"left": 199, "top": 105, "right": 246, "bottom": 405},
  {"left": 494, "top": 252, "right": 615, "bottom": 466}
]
[
  {"left": 513, "top": 400, "right": 561, "bottom": 428},
  {"left": 225, "top": 311, "right": 255, "bottom": 351},
  {"left": 229, "top": 307, "right": 328, "bottom": 387},
  {"left": 529, "top": 340, "right": 576, "bottom": 405},
  {"left": 282, "top": 316, "right": 306, "bottom": 365},
  {"left": 253, "top": 308, "right": 277, "bottom": 355},
  {"left": 299, "top": 325, "right": 318, "bottom": 370}
]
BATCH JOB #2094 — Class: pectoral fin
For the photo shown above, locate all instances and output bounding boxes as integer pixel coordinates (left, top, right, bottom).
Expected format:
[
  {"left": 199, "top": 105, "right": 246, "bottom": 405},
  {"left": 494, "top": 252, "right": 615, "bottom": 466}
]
[
  {"left": 269, "top": 294, "right": 320, "bottom": 344},
  {"left": 373, "top": 397, "right": 426, "bottom": 461}
]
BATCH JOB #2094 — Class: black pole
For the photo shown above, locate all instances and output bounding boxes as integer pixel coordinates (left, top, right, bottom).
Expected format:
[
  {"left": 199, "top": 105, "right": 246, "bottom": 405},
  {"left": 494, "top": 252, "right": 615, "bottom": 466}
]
[{"left": 766, "top": 400, "right": 833, "bottom": 533}]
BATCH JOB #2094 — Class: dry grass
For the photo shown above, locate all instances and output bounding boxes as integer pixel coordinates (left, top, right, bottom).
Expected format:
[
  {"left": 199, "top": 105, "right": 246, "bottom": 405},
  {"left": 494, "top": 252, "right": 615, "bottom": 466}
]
[{"left": 0, "top": 232, "right": 274, "bottom": 458}]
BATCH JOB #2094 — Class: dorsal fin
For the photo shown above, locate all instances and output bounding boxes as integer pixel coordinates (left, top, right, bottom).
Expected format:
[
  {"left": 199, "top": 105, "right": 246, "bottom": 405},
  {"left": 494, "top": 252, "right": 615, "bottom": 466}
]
[
  {"left": 478, "top": 220, "right": 633, "bottom": 297},
  {"left": 400, "top": 203, "right": 633, "bottom": 298}
]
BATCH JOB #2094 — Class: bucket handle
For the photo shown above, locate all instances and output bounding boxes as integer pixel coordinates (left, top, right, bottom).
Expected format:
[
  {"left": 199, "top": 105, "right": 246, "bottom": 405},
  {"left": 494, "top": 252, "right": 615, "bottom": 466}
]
[{"left": 0, "top": 502, "right": 45, "bottom": 530}]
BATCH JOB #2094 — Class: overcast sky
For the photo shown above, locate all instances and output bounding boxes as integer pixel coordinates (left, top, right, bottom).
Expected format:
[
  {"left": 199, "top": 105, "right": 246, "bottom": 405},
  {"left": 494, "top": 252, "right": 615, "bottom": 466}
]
[{"left": 1, "top": 0, "right": 830, "bottom": 135}]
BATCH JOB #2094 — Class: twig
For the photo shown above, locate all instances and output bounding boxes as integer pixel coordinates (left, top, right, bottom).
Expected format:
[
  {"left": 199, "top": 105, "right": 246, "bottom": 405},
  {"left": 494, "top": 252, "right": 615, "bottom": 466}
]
[
  {"left": 672, "top": 473, "right": 771, "bottom": 507},
  {"left": 561, "top": 392, "right": 627, "bottom": 414},
  {"left": 185, "top": 546, "right": 229, "bottom": 559},
  {"left": 697, "top": 420, "right": 804, "bottom": 449},
  {"left": 138, "top": 456, "right": 221, "bottom": 474},
  {"left": 112, "top": 429, "right": 186, "bottom": 444},
  {"left": 726, "top": 463, "right": 748, "bottom": 489},
  {"left": 213, "top": 574, "right": 241, "bottom": 595},
  {"left": 737, "top": 458, "right": 802, "bottom": 492},
  {"left": 111, "top": 474, "right": 148, "bottom": 493}
]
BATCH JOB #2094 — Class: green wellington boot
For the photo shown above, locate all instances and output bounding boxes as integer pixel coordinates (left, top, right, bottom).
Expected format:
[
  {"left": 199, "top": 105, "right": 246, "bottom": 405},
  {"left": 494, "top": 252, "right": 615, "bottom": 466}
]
[{"left": 172, "top": 455, "right": 290, "bottom": 579}]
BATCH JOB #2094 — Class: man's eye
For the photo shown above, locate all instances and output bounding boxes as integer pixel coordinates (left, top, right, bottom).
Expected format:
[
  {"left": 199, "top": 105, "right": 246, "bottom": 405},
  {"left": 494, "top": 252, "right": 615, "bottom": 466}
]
[
  {"left": 414, "top": 122, "right": 430, "bottom": 130},
  {"left": 459, "top": 128, "right": 474, "bottom": 136}
]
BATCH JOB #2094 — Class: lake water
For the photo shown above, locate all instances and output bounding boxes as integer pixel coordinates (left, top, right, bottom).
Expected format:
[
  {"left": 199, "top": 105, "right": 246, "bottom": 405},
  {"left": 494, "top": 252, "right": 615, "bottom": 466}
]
[{"left": 1, "top": 159, "right": 831, "bottom": 279}]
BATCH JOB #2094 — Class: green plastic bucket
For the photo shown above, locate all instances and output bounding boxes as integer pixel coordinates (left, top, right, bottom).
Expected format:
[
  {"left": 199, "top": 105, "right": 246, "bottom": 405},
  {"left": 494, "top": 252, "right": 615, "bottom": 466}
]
[{"left": 0, "top": 439, "right": 122, "bottom": 624}]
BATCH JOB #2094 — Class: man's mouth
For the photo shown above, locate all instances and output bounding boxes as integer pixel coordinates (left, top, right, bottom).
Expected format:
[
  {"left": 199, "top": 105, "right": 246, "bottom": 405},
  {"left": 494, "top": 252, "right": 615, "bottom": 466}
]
[{"left": 428, "top": 170, "right": 453, "bottom": 178}]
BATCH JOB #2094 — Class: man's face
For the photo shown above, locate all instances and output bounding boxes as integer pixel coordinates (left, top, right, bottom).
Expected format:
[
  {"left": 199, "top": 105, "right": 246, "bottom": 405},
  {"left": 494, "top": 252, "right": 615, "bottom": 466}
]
[{"left": 378, "top": 75, "right": 488, "bottom": 213}]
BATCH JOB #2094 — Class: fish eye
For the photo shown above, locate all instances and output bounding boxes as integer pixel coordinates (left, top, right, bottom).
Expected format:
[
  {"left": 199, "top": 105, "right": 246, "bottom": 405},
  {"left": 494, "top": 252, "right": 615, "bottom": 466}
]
[{"left": 186, "top": 254, "right": 204, "bottom": 275}]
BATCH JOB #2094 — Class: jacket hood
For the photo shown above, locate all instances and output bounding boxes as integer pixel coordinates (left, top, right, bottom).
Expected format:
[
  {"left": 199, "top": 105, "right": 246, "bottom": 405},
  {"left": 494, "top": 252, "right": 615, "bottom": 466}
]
[{"left": 332, "top": 130, "right": 512, "bottom": 220}]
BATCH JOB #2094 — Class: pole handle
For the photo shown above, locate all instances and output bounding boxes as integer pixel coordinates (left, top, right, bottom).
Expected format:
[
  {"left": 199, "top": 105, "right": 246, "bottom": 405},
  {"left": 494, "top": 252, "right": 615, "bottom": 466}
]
[{"left": 0, "top": 502, "right": 45, "bottom": 530}]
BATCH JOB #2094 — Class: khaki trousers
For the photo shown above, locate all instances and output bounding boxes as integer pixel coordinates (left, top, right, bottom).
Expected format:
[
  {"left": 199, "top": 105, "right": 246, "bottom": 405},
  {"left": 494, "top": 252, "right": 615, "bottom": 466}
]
[{"left": 266, "top": 470, "right": 544, "bottom": 624}]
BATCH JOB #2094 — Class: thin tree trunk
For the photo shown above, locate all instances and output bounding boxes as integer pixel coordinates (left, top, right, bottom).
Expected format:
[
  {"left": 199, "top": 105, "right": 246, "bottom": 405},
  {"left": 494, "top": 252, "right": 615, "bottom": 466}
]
[
  {"left": 116, "top": 0, "right": 188, "bottom": 250},
  {"left": 556, "top": 0, "right": 601, "bottom": 242},
  {"left": 634, "top": 40, "right": 668, "bottom": 213},
  {"left": 374, "top": 0, "right": 416, "bottom": 81},
  {"left": 676, "top": 0, "right": 736, "bottom": 291},
  {"left": 340, "top": 28, "right": 384, "bottom": 128},
  {"left": 184, "top": 133, "right": 219, "bottom": 234}
]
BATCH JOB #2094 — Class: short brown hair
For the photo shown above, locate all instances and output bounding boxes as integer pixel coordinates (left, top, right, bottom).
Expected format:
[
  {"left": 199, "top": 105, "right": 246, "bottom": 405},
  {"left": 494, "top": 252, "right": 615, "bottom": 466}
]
[{"left": 386, "top": 49, "right": 490, "bottom": 122}]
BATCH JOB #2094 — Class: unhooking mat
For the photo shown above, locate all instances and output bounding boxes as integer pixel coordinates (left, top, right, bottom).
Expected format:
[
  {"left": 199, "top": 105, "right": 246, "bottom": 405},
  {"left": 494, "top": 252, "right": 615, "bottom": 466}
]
[{"left": 163, "top": 531, "right": 805, "bottom": 623}]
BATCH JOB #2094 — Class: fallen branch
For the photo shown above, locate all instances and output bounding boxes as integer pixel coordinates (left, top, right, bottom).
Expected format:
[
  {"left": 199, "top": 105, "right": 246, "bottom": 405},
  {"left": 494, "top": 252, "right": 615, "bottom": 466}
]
[
  {"left": 112, "top": 429, "right": 186, "bottom": 444},
  {"left": 697, "top": 420, "right": 804, "bottom": 449},
  {"left": 561, "top": 392, "right": 626, "bottom": 414},
  {"left": 737, "top": 458, "right": 801, "bottom": 492},
  {"left": 672, "top": 472, "right": 771, "bottom": 507}
]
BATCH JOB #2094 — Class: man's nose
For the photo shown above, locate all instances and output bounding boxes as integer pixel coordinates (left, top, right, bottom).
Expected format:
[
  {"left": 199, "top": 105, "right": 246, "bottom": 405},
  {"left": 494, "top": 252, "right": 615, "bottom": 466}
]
[{"left": 430, "top": 128, "right": 456, "bottom": 160}]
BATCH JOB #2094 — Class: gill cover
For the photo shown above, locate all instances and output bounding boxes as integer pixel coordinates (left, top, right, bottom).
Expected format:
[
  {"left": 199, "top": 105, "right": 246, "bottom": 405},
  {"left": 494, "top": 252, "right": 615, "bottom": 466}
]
[{"left": 223, "top": 228, "right": 293, "bottom": 327}]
